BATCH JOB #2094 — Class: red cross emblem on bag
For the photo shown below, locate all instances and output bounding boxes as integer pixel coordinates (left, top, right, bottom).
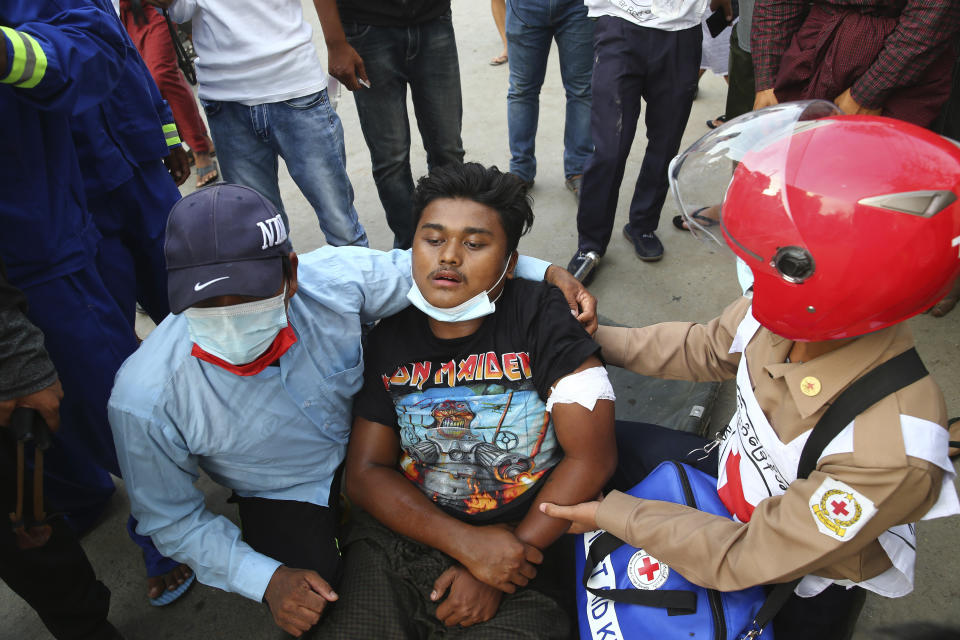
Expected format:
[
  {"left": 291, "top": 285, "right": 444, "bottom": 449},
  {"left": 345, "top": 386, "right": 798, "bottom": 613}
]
[{"left": 627, "top": 550, "right": 670, "bottom": 590}]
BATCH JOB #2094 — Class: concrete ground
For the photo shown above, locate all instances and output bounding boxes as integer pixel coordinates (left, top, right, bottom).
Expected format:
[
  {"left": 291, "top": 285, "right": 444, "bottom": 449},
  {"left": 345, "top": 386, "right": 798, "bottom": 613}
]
[{"left": 3, "top": 1, "right": 958, "bottom": 637}]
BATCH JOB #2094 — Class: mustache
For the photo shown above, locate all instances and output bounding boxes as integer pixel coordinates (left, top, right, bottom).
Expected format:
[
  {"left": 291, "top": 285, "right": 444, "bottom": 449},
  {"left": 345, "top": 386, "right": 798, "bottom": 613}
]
[{"left": 428, "top": 267, "right": 466, "bottom": 283}]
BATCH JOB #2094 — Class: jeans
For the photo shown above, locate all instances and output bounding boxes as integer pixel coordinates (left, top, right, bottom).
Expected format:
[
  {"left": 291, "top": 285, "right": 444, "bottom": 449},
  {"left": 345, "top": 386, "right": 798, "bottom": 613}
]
[
  {"left": 201, "top": 90, "right": 368, "bottom": 248},
  {"left": 506, "top": 0, "right": 594, "bottom": 182},
  {"left": 343, "top": 13, "right": 464, "bottom": 249}
]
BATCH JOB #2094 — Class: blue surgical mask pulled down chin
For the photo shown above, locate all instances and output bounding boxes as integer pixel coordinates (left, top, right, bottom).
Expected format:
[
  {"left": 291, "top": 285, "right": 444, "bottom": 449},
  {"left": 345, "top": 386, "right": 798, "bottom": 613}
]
[
  {"left": 184, "top": 287, "right": 288, "bottom": 364},
  {"left": 407, "top": 260, "right": 510, "bottom": 323}
]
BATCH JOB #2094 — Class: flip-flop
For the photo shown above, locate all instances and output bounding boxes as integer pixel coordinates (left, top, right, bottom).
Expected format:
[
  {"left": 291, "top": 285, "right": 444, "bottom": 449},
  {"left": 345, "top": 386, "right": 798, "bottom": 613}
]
[
  {"left": 706, "top": 115, "right": 728, "bottom": 129},
  {"left": 672, "top": 207, "right": 718, "bottom": 231},
  {"left": 490, "top": 55, "right": 508, "bottom": 66},
  {"left": 196, "top": 160, "right": 219, "bottom": 188},
  {"left": 150, "top": 573, "right": 195, "bottom": 607}
]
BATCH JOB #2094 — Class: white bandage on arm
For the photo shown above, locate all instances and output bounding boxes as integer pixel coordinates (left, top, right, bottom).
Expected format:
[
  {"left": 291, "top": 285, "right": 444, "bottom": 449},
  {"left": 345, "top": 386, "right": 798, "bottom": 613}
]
[{"left": 546, "top": 366, "right": 616, "bottom": 413}]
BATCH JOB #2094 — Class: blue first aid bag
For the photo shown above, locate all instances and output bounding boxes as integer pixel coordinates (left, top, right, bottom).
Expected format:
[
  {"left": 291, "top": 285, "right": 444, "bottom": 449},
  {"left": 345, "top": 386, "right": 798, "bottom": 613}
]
[{"left": 575, "top": 461, "right": 772, "bottom": 640}]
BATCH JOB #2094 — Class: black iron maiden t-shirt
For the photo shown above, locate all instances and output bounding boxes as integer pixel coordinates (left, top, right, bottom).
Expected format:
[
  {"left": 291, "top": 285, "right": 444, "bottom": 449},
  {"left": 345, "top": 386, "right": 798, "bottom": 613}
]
[{"left": 353, "top": 279, "right": 599, "bottom": 524}]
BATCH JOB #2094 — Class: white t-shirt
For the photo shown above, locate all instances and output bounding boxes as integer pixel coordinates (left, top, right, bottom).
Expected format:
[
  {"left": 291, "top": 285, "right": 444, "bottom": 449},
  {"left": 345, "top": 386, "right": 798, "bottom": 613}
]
[
  {"left": 169, "top": 0, "right": 327, "bottom": 105},
  {"left": 584, "top": 0, "right": 709, "bottom": 31}
]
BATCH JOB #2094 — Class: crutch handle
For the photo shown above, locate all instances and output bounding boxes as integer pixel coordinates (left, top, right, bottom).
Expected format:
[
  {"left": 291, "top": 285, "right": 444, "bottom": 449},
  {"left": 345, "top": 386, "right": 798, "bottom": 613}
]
[
  {"left": 9, "top": 407, "right": 33, "bottom": 441},
  {"left": 8, "top": 407, "right": 51, "bottom": 450}
]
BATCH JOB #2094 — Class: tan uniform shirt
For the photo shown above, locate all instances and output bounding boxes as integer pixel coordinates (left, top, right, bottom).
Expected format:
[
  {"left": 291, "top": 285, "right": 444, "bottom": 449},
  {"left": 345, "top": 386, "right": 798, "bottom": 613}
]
[{"left": 594, "top": 297, "right": 951, "bottom": 592}]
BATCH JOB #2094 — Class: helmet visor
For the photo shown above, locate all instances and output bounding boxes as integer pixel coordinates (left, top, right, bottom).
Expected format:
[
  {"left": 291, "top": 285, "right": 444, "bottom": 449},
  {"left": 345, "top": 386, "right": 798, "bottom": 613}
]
[{"left": 668, "top": 100, "right": 843, "bottom": 253}]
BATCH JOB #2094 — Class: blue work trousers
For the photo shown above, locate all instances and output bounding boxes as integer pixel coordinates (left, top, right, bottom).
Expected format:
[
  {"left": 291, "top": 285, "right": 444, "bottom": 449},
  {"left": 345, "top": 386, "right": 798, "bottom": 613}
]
[{"left": 21, "top": 263, "right": 168, "bottom": 574}]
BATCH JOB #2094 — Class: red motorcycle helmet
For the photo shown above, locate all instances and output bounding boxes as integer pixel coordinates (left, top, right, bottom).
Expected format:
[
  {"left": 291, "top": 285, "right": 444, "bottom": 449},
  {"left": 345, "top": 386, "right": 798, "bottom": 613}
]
[{"left": 670, "top": 101, "right": 960, "bottom": 341}]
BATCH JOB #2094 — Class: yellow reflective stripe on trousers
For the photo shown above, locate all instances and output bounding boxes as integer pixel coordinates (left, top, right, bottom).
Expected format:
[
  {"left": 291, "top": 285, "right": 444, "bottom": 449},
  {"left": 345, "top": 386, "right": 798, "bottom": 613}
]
[
  {"left": 0, "top": 27, "right": 48, "bottom": 88},
  {"left": 163, "top": 123, "right": 182, "bottom": 147}
]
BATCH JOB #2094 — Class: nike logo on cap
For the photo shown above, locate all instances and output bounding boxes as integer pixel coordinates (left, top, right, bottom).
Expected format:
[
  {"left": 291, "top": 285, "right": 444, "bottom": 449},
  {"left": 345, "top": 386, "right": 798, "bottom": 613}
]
[{"left": 194, "top": 276, "right": 230, "bottom": 291}]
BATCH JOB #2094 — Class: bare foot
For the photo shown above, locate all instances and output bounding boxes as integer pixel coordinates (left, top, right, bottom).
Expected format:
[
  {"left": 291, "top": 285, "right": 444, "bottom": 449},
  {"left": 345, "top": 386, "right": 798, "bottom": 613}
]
[
  {"left": 148, "top": 563, "right": 193, "bottom": 600},
  {"left": 194, "top": 152, "right": 219, "bottom": 188},
  {"left": 490, "top": 52, "right": 508, "bottom": 66}
]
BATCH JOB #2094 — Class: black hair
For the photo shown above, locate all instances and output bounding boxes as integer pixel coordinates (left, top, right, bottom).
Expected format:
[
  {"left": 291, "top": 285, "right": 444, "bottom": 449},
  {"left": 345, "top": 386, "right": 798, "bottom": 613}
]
[{"left": 411, "top": 163, "right": 534, "bottom": 255}]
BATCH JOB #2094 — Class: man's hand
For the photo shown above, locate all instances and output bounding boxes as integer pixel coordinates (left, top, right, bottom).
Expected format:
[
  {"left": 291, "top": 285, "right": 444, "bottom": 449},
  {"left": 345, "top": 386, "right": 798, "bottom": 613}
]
[
  {"left": 753, "top": 88, "right": 778, "bottom": 111},
  {"left": 431, "top": 565, "right": 503, "bottom": 628},
  {"left": 164, "top": 147, "right": 190, "bottom": 186},
  {"left": 455, "top": 526, "right": 542, "bottom": 593},
  {"left": 263, "top": 566, "right": 338, "bottom": 637},
  {"left": 834, "top": 88, "right": 882, "bottom": 116},
  {"left": 1, "top": 379, "right": 64, "bottom": 432},
  {"left": 327, "top": 40, "right": 368, "bottom": 92},
  {"left": 710, "top": 0, "right": 734, "bottom": 22},
  {"left": 544, "top": 265, "right": 598, "bottom": 334},
  {"left": 539, "top": 500, "right": 601, "bottom": 535},
  {"left": 0, "top": 399, "right": 15, "bottom": 429}
]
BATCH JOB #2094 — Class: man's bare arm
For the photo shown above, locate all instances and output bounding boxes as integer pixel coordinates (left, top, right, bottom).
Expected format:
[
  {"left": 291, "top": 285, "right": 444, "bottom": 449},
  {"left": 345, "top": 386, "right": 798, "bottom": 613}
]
[{"left": 513, "top": 357, "right": 616, "bottom": 550}]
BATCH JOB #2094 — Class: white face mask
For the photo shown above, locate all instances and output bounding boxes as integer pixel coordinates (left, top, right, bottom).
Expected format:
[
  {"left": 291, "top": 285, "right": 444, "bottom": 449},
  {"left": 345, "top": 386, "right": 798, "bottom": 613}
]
[
  {"left": 183, "top": 287, "right": 288, "bottom": 365},
  {"left": 406, "top": 260, "right": 511, "bottom": 323}
]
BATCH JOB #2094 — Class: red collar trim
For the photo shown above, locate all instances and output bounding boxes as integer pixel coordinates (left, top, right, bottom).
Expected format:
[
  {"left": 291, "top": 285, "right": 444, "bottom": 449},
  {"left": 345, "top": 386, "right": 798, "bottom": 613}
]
[{"left": 190, "top": 326, "right": 298, "bottom": 376}]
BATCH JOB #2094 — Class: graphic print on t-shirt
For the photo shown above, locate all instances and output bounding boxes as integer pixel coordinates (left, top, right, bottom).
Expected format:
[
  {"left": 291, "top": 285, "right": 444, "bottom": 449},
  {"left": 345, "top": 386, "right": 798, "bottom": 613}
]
[{"left": 381, "top": 352, "right": 560, "bottom": 518}]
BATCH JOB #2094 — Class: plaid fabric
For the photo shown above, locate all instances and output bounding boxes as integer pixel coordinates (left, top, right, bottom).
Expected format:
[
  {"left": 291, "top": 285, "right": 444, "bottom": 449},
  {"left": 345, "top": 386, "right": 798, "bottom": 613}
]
[
  {"left": 311, "top": 512, "right": 572, "bottom": 640},
  {"left": 752, "top": 0, "right": 960, "bottom": 109}
]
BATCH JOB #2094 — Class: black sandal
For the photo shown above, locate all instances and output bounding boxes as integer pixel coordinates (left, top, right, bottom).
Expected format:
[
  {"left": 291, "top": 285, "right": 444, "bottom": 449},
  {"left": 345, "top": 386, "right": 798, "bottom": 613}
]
[{"left": 706, "top": 115, "right": 728, "bottom": 129}]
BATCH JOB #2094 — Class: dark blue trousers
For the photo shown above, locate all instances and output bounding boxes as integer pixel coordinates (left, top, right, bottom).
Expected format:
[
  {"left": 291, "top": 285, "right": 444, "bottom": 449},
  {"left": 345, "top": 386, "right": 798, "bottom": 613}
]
[
  {"left": 87, "top": 159, "right": 178, "bottom": 326},
  {"left": 612, "top": 421, "right": 863, "bottom": 640},
  {"left": 576, "top": 17, "right": 701, "bottom": 254},
  {"left": 21, "top": 262, "right": 172, "bottom": 575}
]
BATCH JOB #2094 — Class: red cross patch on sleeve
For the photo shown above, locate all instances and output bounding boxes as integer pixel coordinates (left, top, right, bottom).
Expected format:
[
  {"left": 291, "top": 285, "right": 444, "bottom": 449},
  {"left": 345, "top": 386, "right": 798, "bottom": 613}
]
[{"left": 809, "top": 477, "right": 877, "bottom": 542}]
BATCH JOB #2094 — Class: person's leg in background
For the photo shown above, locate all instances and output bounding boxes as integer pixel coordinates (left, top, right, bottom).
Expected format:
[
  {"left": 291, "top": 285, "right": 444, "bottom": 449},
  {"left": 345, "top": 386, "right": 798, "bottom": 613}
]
[
  {"left": 724, "top": 26, "right": 755, "bottom": 121},
  {"left": 624, "top": 24, "right": 701, "bottom": 258},
  {"left": 122, "top": 6, "right": 217, "bottom": 187},
  {"left": 490, "top": 0, "right": 509, "bottom": 65},
  {"left": 505, "top": 0, "right": 553, "bottom": 186},
  {"left": 553, "top": 0, "right": 595, "bottom": 197},
  {"left": 269, "top": 90, "right": 369, "bottom": 248},
  {"left": 345, "top": 23, "right": 418, "bottom": 249},
  {"left": 201, "top": 100, "right": 288, "bottom": 226},
  {"left": 574, "top": 17, "right": 646, "bottom": 257},
  {"left": 22, "top": 265, "right": 191, "bottom": 602},
  {"left": 408, "top": 12, "right": 466, "bottom": 179}
]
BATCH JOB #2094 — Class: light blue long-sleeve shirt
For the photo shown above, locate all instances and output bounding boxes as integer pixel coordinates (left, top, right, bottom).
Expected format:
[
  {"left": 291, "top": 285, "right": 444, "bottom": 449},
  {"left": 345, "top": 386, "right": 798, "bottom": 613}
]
[{"left": 108, "top": 246, "right": 549, "bottom": 602}]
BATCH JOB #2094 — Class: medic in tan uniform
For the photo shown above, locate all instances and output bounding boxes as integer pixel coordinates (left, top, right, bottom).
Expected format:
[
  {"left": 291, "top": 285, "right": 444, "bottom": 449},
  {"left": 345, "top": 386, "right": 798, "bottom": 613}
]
[{"left": 542, "top": 101, "right": 960, "bottom": 639}]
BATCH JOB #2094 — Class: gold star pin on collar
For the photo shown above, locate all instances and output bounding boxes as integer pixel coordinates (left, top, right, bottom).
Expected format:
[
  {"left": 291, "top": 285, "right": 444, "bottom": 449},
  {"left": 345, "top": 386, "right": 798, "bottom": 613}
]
[{"left": 801, "top": 376, "right": 822, "bottom": 397}]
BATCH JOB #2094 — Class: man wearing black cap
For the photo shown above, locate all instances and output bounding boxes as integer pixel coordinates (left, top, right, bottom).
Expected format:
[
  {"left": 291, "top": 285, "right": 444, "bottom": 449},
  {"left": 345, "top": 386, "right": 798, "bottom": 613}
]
[{"left": 108, "top": 183, "right": 594, "bottom": 636}]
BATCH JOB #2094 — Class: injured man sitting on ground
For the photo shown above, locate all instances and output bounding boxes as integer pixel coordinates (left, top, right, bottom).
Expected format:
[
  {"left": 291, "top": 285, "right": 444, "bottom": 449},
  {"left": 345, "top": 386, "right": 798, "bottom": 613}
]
[{"left": 315, "top": 162, "right": 617, "bottom": 638}]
